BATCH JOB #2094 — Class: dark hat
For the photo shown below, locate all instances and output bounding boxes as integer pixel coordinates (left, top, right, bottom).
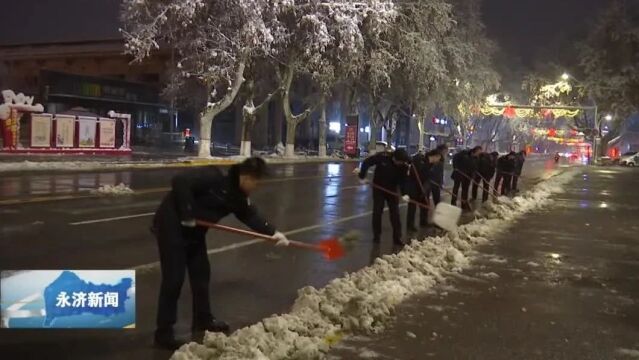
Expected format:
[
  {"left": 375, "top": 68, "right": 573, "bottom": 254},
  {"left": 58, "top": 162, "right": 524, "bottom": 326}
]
[
  {"left": 237, "top": 157, "right": 269, "bottom": 178},
  {"left": 425, "top": 149, "right": 442, "bottom": 158},
  {"left": 393, "top": 148, "right": 410, "bottom": 163}
]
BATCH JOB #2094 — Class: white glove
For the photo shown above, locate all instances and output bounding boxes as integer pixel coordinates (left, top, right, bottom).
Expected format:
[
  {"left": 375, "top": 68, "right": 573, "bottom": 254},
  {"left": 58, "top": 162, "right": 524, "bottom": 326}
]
[
  {"left": 352, "top": 168, "right": 361, "bottom": 175},
  {"left": 402, "top": 195, "right": 410, "bottom": 202},
  {"left": 272, "top": 231, "right": 290, "bottom": 246},
  {"left": 359, "top": 178, "right": 369, "bottom": 185},
  {"left": 181, "top": 219, "right": 197, "bottom": 227}
]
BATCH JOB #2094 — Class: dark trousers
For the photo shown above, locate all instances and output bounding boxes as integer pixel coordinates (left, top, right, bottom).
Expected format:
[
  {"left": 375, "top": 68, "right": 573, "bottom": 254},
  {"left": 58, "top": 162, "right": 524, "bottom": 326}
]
[
  {"left": 407, "top": 191, "right": 428, "bottom": 230},
  {"left": 472, "top": 174, "right": 491, "bottom": 202},
  {"left": 430, "top": 183, "right": 441, "bottom": 205},
  {"left": 451, "top": 177, "right": 471, "bottom": 209},
  {"left": 494, "top": 172, "right": 512, "bottom": 196},
  {"left": 512, "top": 174, "right": 520, "bottom": 191},
  {"left": 156, "top": 226, "right": 212, "bottom": 333},
  {"left": 372, "top": 189, "right": 402, "bottom": 244}
]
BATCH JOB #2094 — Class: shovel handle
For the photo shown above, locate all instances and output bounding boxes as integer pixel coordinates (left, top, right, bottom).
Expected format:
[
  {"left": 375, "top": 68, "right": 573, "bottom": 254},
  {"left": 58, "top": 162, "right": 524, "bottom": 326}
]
[
  {"left": 369, "top": 183, "right": 433, "bottom": 210},
  {"left": 194, "top": 220, "right": 324, "bottom": 252}
]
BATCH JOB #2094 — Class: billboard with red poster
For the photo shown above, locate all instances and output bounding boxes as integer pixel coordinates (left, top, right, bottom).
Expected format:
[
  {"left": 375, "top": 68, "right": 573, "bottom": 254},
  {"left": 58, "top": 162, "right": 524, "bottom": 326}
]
[{"left": 344, "top": 115, "right": 359, "bottom": 157}]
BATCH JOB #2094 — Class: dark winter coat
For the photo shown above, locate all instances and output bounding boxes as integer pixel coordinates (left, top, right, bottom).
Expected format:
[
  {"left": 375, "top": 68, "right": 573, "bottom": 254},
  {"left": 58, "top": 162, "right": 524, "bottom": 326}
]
[
  {"left": 407, "top": 153, "right": 433, "bottom": 197},
  {"left": 152, "top": 165, "right": 275, "bottom": 239},
  {"left": 514, "top": 154, "right": 526, "bottom": 175},
  {"left": 430, "top": 154, "right": 445, "bottom": 185},
  {"left": 496, "top": 155, "right": 516, "bottom": 175},
  {"left": 451, "top": 150, "right": 477, "bottom": 181},
  {"left": 477, "top": 153, "right": 497, "bottom": 180},
  {"left": 359, "top": 151, "right": 408, "bottom": 194}
]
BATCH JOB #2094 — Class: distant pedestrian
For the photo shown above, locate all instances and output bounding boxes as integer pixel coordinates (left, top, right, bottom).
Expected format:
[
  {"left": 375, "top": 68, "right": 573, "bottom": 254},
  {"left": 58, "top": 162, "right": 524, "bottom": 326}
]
[
  {"left": 451, "top": 146, "right": 482, "bottom": 211},
  {"left": 358, "top": 149, "right": 411, "bottom": 245},
  {"left": 151, "top": 157, "right": 289, "bottom": 350},
  {"left": 472, "top": 151, "right": 498, "bottom": 203},
  {"left": 406, "top": 149, "right": 442, "bottom": 233},
  {"left": 511, "top": 150, "right": 526, "bottom": 193},
  {"left": 494, "top": 152, "right": 517, "bottom": 196}
]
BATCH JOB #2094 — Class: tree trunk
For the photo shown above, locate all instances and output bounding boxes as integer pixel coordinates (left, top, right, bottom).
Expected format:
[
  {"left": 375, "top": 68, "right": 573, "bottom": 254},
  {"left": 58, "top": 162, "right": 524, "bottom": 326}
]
[
  {"left": 281, "top": 65, "right": 312, "bottom": 158},
  {"left": 368, "top": 97, "right": 378, "bottom": 153},
  {"left": 240, "top": 115, "right": 253, "bottom": 157},
  {"left": 198, "top": 112, "right": 214, "bottom": 158},
  {"left": 417, "top": 117, "right": 424, "bottom": 150},
  {"left": 197, "top": 56, "right": 247, "bottom": 158},
  {"left": 318, "top": 95, "right": 327, "bottom": 157}
]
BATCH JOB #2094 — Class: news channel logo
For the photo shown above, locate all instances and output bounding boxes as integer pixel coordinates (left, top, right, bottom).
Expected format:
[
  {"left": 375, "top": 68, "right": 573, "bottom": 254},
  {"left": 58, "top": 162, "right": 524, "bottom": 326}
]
[{"left": 1, "top": 270, "right": 135, "bottom": 329}]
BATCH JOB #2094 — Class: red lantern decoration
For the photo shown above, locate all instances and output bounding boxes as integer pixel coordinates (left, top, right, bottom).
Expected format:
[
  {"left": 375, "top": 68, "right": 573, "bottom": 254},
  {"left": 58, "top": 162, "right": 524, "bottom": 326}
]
[
  {"left": 503, "top": 106, "right": 516, "bottom": 119},
  {"left": 548, "top": 128, "right": 557, "bottom": 137}
]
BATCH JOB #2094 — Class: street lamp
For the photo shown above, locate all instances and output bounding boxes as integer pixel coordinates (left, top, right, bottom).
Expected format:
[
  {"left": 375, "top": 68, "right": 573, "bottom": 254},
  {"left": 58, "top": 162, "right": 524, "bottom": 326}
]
[{"left": 561, "top": 73, "right": 570, "bottom": 81}]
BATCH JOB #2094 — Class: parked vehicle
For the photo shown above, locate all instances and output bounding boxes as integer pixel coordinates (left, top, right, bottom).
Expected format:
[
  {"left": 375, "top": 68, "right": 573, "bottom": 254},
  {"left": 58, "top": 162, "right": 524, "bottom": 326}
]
[{"left": 620, "top": 153, "right": 639, "bottom": 167}]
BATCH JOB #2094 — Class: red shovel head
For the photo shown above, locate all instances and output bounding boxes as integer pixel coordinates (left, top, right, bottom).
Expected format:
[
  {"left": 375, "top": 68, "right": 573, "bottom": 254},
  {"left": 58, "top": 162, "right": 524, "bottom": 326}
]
[{"left": 318, "top": 237, "right": 345, "bottom": 261}]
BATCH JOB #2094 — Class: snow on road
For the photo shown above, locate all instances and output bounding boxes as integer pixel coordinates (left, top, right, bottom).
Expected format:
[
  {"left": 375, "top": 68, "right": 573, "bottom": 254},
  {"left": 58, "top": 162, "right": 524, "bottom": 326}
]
[
  {"left": 0, "top": 156, "right": 355, "bottom": 173},
  {"left": 91, "top": 183, "right": 134, "bottom": 195},
  {"left": 171, "top": 168, "right": 579, "bottom": 360}
]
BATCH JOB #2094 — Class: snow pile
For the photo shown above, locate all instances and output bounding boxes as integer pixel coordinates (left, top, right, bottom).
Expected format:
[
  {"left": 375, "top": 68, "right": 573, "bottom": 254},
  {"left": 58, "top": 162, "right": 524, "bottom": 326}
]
[
  {"left": 91, "top": 183, "right": 134, "bottom": 195},
  {"left": 171, "top": 168, "right": 578, "bottom": 360}
]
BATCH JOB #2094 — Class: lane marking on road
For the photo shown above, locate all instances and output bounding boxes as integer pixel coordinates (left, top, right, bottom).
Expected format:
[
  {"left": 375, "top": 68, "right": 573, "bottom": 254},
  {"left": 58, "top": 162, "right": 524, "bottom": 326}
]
[
  {"left": 68, "top": 184, "right": 367, "bottom": 226},
  {"left": 0, "top": 174, "right": 357, "bottom": 206},
  {"left": 133, "top": 206, "right": 406, "bottom": 273},
  {"left": 70, "top": 212, "right": 156, "bottom": 226}
]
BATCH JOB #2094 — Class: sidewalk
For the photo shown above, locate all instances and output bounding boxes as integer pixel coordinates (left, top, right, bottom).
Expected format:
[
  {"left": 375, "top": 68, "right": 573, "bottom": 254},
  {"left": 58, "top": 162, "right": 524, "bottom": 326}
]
[{"left": 330, "top": 166, "right": 639, "bottom": 360}]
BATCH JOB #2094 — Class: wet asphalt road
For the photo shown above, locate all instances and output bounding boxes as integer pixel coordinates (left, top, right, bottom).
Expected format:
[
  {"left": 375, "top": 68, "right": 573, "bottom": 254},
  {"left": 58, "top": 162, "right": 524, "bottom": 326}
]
[
  {"left": 0, "top": 157, "right": 556, "bottom": 359},
  {"left": 330, "top": 166, "right": 639, "bottom": 360}
]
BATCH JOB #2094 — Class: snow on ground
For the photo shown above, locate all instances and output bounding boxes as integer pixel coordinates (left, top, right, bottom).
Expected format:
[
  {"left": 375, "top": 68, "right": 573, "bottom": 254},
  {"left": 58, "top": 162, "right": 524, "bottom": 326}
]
[
  {"left": 171, "top": 168, "right": 578, "bottom": 360},
  {"left": 0, "top": 160, "right": 177, "bottom": 173},
  {"left": 617, "top": 348, "right": 639, "bottom": 358},
  {"left": 90, "top": 183, "right": 134, "bottom": 195},
  {"left": 0, "top": 156, "right": 356, "bottom": 173}
]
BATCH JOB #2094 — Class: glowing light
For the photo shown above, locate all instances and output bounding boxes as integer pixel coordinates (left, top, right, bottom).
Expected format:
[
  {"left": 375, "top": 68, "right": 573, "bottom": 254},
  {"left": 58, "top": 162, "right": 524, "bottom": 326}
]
[
  {"left": 561, "top": 73, "right": 570, "bottom": 81},
  {"left": 600, "top": 202, "right": 608, "bottom": 208},
  {"left": 329, "top": 122, "right": 341, "bottom": 133},
  {"left": 604, "top": 114, "right": 613, "bottom": 121}
]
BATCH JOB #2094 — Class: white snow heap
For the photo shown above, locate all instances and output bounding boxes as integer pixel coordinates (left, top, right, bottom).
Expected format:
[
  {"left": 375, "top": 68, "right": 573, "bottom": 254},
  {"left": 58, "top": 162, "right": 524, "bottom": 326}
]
[
  {"left": 91, "top": 183, "right": 134, "bottom": 195},
  {"left": 171, "top": 168, "right": 578, "bottom": 360}
]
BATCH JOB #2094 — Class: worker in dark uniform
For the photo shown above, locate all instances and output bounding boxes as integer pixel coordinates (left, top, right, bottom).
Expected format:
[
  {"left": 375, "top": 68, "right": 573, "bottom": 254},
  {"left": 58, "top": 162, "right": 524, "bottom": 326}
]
[
  {"left": 472, "top": 151, "right": 498, "bottom": 203},
  {"left": 451, "top": 146, "right": 482, "bottom": 211},
  {"left": 429, "top": 144, "right": 448, "bottom": 205},
  {"left": 494, "top": 152, "right": 517, "bottom": 196},
  {"left": 358, "top": 149, "right": 410, "bottom": 245},
  {"left": 151, "top": 157, "right": 289, "bottom": 349},
  {"left": 511, "top": 150, "right": 526, "bottom": 193},
  {"left": 406, "top": 149, "right": 442, "bottom": 233}
]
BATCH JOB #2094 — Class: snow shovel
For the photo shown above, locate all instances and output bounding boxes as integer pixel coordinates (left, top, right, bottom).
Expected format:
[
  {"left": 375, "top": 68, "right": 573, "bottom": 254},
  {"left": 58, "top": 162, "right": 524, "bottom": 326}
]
[
  {"left": 431, "top": 202, "right": 462, "bottom": 232},
  {"left": 195, "top": 220, "right": 354, "bottom": 261}
]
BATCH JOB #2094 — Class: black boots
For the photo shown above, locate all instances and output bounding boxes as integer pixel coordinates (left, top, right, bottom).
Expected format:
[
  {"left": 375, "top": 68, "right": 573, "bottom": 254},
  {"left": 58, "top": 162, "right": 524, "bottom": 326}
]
[
  {"left": 192, "top": 318, "right": 230, "bottom": 334},
  {"left": 154, "top": 329, "right": 186, "bottom": 350}
]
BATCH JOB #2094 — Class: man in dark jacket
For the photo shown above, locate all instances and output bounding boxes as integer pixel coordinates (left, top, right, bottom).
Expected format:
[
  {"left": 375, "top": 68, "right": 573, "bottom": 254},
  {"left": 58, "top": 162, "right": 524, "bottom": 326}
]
[
  {"left": 151, "top": 157, "right": 288, "bottom": 349},
  {"left": 472, "top": 151, "right": 498, "bottom": 203},
  {"left": 406, "top": 149, "right": 442, "bottom": 233},
  {"left": 494, "top": 152, "right": 517, "bottom": 196},
  {"left": 359, "top": 148, "right": 410, "bottom": 245},
  {"left": 511, "top": 150, "right": 526, "bottom": 193},
  {"left": 451, "top": 146, "right": 482, "bottom": 210},
  {"left": 429, "top": 144, "right": 448, "bottom": 205}
]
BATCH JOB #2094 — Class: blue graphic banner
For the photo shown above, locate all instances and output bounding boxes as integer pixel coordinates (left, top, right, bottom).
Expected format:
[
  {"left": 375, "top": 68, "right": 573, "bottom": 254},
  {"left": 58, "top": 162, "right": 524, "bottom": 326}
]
[{"left": 1, "top": 270, "right": 135, "bottom": 329}]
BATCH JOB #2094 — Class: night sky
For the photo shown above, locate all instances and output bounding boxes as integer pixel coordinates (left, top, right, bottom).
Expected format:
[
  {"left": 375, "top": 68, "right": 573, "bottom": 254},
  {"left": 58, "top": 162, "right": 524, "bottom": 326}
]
[
  {"left": 0, "top": 0, "right": 611, "bottom": 78},
  {"left": 482, "top": 0, "right": 610, "bottom": 68}
]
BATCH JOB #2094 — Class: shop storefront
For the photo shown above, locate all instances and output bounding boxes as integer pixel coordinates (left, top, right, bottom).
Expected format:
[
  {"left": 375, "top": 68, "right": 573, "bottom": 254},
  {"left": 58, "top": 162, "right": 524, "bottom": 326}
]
[{"left": 40, "top": 70, "right": 169, "bottom": 146}]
